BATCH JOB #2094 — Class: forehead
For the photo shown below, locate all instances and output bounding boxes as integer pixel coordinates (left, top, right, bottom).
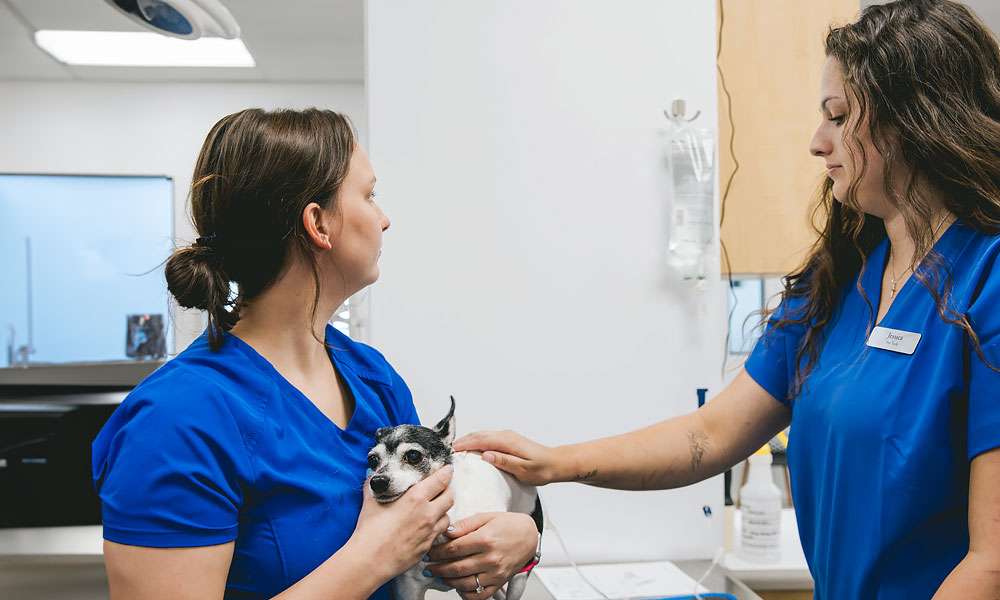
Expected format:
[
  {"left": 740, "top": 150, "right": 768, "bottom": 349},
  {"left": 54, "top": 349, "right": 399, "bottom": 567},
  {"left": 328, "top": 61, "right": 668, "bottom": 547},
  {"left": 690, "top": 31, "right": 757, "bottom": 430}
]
[
  {"left": 820, "top": 57, "right": 847, "bottom": 104},
  {"left": 347, "top": 145, "right": 375, "bottom": 185},
  {"left": 373, "top": 425, "right": 437, "bottom": 453}
]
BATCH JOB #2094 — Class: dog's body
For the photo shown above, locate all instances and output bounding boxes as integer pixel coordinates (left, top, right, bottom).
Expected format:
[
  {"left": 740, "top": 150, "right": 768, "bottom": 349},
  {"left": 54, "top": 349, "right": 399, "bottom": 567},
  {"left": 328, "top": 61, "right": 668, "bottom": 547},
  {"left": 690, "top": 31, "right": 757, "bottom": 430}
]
[{"left": 366, "top": 398, "right": 538, "bottom": 600}]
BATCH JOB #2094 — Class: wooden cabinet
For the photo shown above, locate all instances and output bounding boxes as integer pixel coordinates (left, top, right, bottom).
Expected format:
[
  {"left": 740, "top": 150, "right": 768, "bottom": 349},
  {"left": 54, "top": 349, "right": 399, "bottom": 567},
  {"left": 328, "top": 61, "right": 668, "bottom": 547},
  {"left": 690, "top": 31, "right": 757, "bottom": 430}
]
[{"left": 717, "top": 0, "right": 860, "bottom": 275}]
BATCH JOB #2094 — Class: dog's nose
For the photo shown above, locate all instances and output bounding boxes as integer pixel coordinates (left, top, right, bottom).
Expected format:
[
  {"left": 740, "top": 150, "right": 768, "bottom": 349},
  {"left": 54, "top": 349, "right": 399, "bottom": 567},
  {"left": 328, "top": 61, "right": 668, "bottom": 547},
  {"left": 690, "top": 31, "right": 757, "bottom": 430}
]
[{"left": 370, "top": 475, "right": 390, "bottom": 494}]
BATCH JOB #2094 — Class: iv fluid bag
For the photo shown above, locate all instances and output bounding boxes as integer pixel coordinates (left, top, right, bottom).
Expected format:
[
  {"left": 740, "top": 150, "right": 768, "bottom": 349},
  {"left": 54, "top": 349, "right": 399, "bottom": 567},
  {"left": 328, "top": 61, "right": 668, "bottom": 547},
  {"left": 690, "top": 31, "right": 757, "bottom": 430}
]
[{"left": 666, "top": 125, "right": 716, "bottom": 279}]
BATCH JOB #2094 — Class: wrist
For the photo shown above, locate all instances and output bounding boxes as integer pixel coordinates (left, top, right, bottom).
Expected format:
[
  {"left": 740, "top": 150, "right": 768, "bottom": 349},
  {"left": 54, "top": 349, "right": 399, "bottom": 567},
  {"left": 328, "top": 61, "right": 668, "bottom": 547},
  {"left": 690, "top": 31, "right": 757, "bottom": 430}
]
[
  {"left": 340, "top": 536, "right": 391, "bottom": 594},
  {"left": 549, "top": 445, "right": 576, "bottom": 484}
]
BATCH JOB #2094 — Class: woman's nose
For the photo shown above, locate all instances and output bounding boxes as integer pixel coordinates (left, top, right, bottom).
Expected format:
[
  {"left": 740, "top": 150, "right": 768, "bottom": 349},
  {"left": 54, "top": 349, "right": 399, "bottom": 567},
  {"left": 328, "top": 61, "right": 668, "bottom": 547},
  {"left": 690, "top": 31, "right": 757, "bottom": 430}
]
[{"left": 810, "top": 125, "right": 831, "bottom": 157}]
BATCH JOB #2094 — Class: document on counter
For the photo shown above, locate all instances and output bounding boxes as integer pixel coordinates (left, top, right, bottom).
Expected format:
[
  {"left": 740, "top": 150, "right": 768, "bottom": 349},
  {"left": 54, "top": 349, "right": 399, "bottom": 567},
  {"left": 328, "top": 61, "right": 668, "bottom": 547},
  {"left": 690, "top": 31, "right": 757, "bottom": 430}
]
[{"left": 533, "top": 560, "right": 709, "bottom": 599}]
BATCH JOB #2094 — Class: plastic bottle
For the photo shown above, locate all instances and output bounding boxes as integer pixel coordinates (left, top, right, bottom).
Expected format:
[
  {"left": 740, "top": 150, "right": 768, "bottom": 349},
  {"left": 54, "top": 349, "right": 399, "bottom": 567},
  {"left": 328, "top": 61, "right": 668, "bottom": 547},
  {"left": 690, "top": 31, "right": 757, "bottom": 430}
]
[{"left": 739, "top": 445, "right": 782, "bottom": 563}]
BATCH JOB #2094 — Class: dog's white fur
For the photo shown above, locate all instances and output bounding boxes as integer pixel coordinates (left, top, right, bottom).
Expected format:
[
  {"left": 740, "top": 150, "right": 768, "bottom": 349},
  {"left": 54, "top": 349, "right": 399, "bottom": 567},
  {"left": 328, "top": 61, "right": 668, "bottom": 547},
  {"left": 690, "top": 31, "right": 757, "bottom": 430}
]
[{"left": 393, "top": 451, "right": 537, "bottom": 600}]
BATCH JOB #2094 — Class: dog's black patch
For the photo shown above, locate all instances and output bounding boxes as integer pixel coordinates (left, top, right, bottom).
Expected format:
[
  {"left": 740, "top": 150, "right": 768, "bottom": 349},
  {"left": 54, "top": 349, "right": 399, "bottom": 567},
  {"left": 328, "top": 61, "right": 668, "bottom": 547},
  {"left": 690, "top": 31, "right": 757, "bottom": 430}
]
[{"left": 387, "top": 425, "right": 453, "bottom": 464}]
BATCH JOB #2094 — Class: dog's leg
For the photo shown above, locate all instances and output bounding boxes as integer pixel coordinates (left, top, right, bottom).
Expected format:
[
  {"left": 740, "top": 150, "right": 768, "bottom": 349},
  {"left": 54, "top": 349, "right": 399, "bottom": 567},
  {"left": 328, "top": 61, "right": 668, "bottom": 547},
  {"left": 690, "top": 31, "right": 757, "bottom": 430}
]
[
  {"left": 393, "top": 568, "right": 428, "bottom": 600},
  {"left": 498, "top": 572, "right": 529, "bottom": 600}
]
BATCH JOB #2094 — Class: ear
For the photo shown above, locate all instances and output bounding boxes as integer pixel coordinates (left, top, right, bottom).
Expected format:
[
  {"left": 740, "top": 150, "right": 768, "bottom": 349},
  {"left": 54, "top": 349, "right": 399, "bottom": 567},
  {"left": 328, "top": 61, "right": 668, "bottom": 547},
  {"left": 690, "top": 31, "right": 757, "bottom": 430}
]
[
  {"left": 375, "top": 427, "right": 392, "bottom": 441},
  {"left": 433, "top": 396, "right": 456, "bottom": 447},
  {"left": 302, "top": 201, "right": 334, "bottom": 250}
]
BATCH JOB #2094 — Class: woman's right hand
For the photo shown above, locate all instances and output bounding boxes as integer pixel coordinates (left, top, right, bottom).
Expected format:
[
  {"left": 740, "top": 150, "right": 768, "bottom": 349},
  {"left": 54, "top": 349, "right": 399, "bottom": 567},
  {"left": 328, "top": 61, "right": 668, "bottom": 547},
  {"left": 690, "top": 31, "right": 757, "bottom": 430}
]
[
  {"left": 453, "top": 430, "right": 560, "bottom": 486},
  {"left": 350, "top": 465, "right": 455, "bottom": 582}
]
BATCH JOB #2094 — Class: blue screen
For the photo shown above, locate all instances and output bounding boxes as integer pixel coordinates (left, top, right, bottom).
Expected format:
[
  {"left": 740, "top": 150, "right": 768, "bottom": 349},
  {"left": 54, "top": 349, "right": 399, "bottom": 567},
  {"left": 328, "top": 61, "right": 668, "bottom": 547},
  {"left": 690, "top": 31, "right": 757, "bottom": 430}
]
[{"left": 0, "top": 174, "right": 173, "bottom": 366}]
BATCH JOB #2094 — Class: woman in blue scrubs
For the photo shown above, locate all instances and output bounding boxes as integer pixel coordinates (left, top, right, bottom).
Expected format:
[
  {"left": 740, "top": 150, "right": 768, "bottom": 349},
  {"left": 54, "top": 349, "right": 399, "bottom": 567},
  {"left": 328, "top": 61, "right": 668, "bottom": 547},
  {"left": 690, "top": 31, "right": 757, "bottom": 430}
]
[
  {"left": 92, "top": 109, "right": 540, "bottom": 599},
  {"left": 454, "top": 1, "right": 1000, "bottom": 598}
]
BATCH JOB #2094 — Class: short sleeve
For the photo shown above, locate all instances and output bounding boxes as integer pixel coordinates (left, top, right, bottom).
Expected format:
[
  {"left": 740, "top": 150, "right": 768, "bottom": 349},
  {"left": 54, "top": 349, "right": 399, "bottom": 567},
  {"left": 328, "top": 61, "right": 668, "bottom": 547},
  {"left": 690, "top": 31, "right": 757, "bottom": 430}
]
[
  {"left": 744, "top": 295, "right": 809, "bottom": 406},
  {"left": 91, "top": 370, "right": 249, "bottom": 547},
  {"left": 965, "top": 249, "right": 1000, "bottom": 460}
]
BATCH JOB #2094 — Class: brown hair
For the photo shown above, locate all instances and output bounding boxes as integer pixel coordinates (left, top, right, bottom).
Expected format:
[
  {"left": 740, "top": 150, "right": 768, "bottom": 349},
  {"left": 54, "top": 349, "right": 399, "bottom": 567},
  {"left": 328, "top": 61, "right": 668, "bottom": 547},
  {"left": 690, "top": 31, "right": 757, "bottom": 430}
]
[
  {"left": 165, "top": 108, "right": 356, "bottom": 350},
  {"left": 768, "top": 0, "right": 1000, "bottom": 398}
]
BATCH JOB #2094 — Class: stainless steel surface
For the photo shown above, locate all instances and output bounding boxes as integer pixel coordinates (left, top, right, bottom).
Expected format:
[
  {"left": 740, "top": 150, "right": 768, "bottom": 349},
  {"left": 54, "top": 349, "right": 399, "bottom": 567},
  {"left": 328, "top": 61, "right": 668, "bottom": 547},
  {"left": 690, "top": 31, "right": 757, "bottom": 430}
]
[{"left": 0, "top": 360, "right": 163, "bottom": 387}]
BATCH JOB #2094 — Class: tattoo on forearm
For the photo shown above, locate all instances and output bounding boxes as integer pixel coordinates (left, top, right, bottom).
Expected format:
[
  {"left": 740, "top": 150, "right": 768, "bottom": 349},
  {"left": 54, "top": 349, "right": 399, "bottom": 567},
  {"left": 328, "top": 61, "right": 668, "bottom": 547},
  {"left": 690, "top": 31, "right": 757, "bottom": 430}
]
[
  {"left": 574, "top": 468, "right": 598, "bottom": 482},
  {"left": 687, "top": 430, "right": 709, "bottom": 473}
]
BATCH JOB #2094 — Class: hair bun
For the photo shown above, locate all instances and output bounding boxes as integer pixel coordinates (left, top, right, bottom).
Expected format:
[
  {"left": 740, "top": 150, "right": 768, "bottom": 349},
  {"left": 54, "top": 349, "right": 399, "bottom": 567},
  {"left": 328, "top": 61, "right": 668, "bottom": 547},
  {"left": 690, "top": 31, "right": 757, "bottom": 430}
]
[{"left": 165, "top": 244, "right": 229, "bottom": 311}]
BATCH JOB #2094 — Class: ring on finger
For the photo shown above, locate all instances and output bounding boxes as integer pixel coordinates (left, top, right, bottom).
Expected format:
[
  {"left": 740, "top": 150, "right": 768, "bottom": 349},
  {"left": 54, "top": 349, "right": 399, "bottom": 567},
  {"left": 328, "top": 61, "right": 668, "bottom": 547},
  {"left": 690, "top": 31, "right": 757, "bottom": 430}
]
[{"left": 474, "top": 574, "right": 485, "bottom": 594}]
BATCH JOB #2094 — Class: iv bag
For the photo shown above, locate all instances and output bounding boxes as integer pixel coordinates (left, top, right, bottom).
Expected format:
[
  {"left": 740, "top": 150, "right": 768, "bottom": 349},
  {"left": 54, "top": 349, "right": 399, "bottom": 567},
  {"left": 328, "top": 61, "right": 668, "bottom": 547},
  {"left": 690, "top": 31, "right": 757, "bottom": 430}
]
[{"left": 666, "top": 123, "right": 716, "bottom": 279}]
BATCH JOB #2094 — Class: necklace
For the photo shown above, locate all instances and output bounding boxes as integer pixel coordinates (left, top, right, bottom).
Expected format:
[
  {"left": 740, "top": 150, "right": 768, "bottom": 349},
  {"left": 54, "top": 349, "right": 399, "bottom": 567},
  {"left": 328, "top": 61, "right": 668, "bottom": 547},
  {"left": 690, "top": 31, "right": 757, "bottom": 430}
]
[{"left": 887, "top": 213, "right": 952, "bottom": 300}]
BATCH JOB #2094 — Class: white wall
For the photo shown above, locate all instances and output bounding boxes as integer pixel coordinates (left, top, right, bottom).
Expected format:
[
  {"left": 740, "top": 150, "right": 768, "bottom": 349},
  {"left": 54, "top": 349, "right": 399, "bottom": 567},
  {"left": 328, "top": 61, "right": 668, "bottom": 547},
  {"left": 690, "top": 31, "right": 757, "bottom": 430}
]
[
  {"left": 0, "top": 80, "right": 365, "bottom": 352},
  {"left": 368, "top": 0, "right": 727, "bottom": 564}
]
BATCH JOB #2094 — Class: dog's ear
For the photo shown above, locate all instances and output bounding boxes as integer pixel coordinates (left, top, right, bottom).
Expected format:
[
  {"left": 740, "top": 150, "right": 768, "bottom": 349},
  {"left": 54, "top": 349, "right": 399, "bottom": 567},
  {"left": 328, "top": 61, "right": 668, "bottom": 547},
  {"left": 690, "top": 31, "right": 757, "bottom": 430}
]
[
  {"left": 433, "top": 396, "right": 456, "bottom": 446},
  {"left": 375, "top": 427, "right": 392, "bottom": 441}
]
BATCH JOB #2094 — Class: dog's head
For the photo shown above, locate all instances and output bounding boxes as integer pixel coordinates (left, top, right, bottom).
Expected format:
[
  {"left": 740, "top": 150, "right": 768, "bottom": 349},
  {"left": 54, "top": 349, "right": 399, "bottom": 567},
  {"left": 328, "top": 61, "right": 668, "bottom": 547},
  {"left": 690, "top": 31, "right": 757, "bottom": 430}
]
[{"left": 367, "top": 396, "right": 455, "bottom": 503}]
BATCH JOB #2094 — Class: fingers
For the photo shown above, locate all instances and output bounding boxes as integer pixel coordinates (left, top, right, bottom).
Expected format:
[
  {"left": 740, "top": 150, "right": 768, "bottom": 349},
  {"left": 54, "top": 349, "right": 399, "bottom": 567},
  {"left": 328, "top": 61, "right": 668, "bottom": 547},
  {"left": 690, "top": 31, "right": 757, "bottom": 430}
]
[
  {"left": 428, "top": 485, "right": 455, "bottom": 517},
  {"left": 411, "top": 465, "right": 454, "bottom": 502},
  {"left": 443, "top": 512, "right": 496, "bottom": 540},
  {"left": 457, "top": 584, "right": 499, "bottom": 600},
  {"left": 448, "top": 575, "right": 499, "bottom": 600},
  {"left": 453, "top": 430, "right": 521, "bottom": 454},
  {"left": 428, "top": 556, "right": 481, "bottom": 579},
  {"left": 433, "top": 514, "right": 452, "bottom": 538},
  {"left": 482, "top": 451, "right": 530, "bottom": 477}
]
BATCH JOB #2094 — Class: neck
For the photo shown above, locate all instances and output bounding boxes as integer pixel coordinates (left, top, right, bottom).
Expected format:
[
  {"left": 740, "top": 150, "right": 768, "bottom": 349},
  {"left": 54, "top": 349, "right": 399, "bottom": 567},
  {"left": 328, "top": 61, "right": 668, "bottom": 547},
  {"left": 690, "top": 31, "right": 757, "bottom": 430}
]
[
  {"left": 882, "top": 207, "right": 953, "bottom": 274},
  {"left": 229, "top": 259, "right": 350, "bottom": 370}
]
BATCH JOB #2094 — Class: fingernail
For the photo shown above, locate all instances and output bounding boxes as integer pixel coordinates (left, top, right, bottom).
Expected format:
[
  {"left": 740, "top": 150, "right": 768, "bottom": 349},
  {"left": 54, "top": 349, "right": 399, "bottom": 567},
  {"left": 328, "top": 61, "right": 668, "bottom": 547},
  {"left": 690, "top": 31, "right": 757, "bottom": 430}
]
[
  {"left": 447, "top": 525, "right": 456, "bottom": 532},
  {"left": 421, "top": 554, "right": 430, "bottom": 562},
  {"left": 422, "top": 568, "right": 432, "bottom": 578}
]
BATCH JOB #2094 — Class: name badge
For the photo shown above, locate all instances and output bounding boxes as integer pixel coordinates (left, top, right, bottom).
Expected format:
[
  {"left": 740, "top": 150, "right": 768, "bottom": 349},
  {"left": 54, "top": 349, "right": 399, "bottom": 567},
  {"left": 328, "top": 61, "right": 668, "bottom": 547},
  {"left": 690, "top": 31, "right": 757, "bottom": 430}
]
[{"left": 866, "top": 326, "right": 921, "bottom": 355}]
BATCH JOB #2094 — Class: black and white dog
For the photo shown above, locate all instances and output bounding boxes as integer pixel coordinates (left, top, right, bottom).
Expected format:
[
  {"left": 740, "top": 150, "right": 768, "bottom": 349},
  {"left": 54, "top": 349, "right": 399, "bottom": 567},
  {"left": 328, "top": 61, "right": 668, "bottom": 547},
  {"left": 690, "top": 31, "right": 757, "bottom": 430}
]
[{"left": 367, "top": 397, "right": 539, "bottom": 600}]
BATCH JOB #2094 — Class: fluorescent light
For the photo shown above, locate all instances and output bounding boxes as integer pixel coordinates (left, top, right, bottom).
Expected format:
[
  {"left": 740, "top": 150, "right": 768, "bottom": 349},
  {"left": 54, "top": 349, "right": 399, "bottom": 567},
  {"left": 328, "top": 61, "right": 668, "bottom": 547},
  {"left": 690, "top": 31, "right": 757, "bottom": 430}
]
[{"left": 34, "top": 30, "right": 255, "bottom": 67}]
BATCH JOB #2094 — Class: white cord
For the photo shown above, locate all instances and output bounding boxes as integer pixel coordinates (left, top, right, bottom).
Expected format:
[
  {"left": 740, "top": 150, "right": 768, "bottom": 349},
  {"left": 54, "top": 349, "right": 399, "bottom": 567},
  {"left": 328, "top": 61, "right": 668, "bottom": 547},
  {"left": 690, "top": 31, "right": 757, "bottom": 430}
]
[
  {"left": 537, "top": 491, "right": 615, "bottom": 600},
  {"left": 693, "top": 546, "right": 725, "bottom": 599}
]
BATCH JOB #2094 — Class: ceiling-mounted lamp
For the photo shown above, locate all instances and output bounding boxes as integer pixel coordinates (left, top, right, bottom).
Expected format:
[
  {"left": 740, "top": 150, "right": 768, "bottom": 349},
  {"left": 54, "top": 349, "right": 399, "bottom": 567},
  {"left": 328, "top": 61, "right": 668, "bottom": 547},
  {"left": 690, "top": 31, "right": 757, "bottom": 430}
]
[{"left": 104, "top": 0, "right": 240, "bottom": 40}]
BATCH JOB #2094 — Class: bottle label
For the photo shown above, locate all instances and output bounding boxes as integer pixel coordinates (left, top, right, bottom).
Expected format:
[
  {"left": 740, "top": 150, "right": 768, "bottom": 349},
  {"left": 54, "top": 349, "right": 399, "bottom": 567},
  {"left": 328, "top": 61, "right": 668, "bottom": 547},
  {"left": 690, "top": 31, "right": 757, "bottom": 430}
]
[{"left": 741, "top": 504, "right": 781, "bottom": 553}]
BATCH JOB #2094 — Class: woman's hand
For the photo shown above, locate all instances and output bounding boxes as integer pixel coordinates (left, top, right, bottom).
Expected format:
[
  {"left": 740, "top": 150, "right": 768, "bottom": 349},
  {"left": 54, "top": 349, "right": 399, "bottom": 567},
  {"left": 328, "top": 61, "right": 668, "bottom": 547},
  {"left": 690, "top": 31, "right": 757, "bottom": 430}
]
[
  {"left": 426, "top": 512, "right": 539, "bottom": 600},
  {"left": 453, "top": 430, "right": 561, "bottom": 485},
  {"left": 349, "top": 465, "right": 454, "bottom": 584}
]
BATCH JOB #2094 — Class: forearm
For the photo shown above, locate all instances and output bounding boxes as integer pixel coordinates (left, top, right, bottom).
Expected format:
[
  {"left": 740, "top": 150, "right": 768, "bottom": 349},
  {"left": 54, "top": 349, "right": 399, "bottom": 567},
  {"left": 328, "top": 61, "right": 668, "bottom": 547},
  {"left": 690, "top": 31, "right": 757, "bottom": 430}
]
[
  {"left": 272, "top": 538, "right": 387, "bottom": 600},
  {"left": 550, "top": 410, "right": 732, "bottom": 490},
  {"left": 548, "top": 373, "right": 790, "bottom": 491},
  {"left": 932, "top": 551, "right": 1000, "bottom": 599}
]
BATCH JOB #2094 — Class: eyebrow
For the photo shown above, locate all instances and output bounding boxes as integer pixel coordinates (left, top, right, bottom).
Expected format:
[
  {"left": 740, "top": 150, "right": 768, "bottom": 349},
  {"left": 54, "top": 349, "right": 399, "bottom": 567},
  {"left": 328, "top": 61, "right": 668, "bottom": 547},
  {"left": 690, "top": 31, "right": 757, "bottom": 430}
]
[
  {"left": 369, "top": 176, "right": 377, "bottom": 186},
  {"left": 821, "top": 96, "right": 843, "bottom": 111}
]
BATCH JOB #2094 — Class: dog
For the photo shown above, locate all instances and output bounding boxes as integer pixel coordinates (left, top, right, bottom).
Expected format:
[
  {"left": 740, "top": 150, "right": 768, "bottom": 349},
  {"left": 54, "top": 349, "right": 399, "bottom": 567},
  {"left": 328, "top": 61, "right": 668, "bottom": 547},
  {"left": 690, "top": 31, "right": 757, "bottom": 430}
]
[{"left": 367, "top": 396, "right": 539, "bottom": 600}]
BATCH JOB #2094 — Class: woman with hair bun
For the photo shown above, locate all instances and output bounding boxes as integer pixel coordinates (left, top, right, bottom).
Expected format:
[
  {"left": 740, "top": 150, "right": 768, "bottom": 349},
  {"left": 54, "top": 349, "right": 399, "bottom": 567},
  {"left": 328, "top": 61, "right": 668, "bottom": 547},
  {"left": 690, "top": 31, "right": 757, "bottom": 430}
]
[{"left": 92, "top": 108, "right": 540, "bottom": 599}]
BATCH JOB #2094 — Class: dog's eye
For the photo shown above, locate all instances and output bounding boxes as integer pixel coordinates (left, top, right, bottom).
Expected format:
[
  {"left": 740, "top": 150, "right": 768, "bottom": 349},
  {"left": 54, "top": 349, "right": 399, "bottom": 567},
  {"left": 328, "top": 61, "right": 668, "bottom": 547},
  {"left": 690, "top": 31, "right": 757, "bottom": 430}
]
[
  {"left": 367, "top": 454, "right": 379, "bottom": 470},
  {"left": 404, "top": 450, "right": 423, "bottom": 465}
]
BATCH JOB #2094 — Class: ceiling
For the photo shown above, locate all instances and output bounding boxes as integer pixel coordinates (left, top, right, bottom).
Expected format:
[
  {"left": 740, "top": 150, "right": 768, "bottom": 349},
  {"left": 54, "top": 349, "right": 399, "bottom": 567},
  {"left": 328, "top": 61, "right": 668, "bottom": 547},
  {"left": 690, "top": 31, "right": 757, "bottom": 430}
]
[
  {"left": 0, "top": 1, "right": 996, "bottom": 84},
  {"left": 0, "top": 0, "right": 364, "bottom": 82}
]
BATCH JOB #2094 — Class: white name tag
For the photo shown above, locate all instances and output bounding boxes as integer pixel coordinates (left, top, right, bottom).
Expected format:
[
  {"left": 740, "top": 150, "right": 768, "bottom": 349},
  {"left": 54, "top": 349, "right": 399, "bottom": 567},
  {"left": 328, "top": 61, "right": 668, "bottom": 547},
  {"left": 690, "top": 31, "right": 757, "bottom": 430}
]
[{"left": 866, "top": 326, "right": 922, "bottom": 355}]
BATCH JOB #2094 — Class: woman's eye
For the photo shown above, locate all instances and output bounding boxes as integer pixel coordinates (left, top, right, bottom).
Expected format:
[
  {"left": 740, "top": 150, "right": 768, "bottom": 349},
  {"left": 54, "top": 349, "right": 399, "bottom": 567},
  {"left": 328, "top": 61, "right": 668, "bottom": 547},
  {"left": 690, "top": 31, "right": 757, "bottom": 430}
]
[
  {"left": 829, "top": 115, "right": 845, "bottom": 126},
  {"left": 367, "top": 455, "right": 379, "bottom": 469},
  {"left": 404, "top": 450, "right": 423, "bottom": 464},
  {"left": 368, "top": 190, "right": 377, "bottom": 202}
]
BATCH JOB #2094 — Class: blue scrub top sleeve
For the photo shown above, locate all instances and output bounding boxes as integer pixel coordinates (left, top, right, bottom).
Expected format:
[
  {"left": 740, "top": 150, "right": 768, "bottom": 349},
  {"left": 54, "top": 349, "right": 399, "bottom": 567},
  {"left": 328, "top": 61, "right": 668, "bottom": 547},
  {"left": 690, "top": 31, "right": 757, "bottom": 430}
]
[
  {"left": 966, "top": 254, "right": 1000, "bottom": 460},
  {"left": 744, "top": 295, "right": 809, "bottom": 406},
  {"left": 92, "top": 374, "right": 248, "bottom": 547}
]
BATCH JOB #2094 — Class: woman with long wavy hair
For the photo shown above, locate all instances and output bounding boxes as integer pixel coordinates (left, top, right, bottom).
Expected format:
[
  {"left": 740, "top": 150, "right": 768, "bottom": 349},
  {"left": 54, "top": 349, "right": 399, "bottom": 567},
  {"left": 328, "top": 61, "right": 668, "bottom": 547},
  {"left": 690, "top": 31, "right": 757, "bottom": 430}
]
[{"left": 455, "top": 1, "right": 1000, "bottom": 597}]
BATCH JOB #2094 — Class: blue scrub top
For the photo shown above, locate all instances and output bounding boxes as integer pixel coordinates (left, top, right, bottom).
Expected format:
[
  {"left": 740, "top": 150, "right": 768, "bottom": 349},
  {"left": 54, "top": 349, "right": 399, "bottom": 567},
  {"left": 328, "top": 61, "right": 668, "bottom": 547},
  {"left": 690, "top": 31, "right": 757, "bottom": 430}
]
[
  {"left": 92, "top": 324, "right": 419, "bottom": 599},
  {"left": 746, "top": 221, "right": 1000, "bottom": 599}
]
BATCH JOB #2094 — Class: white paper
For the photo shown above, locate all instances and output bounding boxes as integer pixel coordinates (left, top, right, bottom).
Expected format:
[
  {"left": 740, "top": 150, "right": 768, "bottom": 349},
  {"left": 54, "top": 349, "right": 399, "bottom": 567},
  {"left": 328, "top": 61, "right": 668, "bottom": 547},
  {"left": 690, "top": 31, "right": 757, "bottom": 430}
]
[{"left": 534, "top": 561, "right": 709, "bottom": 600}]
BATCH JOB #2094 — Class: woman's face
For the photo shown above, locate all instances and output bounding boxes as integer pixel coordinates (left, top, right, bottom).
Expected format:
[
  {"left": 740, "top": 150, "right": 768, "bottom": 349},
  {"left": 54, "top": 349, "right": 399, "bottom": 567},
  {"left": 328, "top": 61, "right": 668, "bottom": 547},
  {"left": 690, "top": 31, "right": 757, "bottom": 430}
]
[
  {"left": 325, "top": 146, "right": 390, "bottom": 292},
  {"left": 810, "top": 57, "right": 895, "bottom": 218}
]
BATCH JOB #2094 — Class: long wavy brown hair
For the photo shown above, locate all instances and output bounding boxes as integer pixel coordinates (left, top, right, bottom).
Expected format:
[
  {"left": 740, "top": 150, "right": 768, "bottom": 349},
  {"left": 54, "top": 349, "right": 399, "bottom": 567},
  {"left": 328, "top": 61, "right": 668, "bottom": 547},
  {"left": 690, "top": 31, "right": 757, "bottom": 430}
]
[{"left": 767, "top": 0, "right": 1000, "bottom": 399}]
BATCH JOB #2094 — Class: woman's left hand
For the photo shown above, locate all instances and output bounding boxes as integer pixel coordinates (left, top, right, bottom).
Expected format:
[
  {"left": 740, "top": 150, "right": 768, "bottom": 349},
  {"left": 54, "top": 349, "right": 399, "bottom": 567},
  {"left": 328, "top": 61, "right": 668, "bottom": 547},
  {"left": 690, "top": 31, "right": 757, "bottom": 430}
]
[{"left": 426, "top": 511, "right": 538, "bottom": 600}]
